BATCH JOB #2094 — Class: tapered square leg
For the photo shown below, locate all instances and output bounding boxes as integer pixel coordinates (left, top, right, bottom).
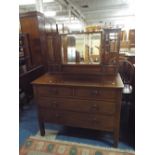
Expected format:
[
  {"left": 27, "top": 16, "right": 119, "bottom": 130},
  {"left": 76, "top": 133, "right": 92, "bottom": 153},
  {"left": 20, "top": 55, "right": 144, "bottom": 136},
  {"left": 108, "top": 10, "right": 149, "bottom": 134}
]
[
  {"left": 39, "top": 121, "right": 45, "bottom": 136},
  {"left": 113, "top": 131, "right": 119, "bottom": 147}
]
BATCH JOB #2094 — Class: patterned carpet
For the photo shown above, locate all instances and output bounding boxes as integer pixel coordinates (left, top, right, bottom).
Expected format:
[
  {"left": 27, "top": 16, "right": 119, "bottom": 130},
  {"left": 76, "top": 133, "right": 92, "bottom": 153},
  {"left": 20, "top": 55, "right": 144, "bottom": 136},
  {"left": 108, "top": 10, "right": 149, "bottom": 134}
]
[
  {"left": 20, "top": 136, "right": 135, "bottom": 155},
  {"left": 19, "top": 100, "right": 134, "bottom": 151}
]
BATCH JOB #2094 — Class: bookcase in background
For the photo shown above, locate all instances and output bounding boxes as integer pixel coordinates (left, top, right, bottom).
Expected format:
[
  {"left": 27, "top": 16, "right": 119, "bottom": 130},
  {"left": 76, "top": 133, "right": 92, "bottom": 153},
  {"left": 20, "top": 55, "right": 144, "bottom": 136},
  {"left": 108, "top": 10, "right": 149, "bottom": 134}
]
[
  {"left": 103, "top": 28, "right": 121, "bottom": 54},
  {"left": 19, "top": 33, "right": 32, "bottom": 74}
]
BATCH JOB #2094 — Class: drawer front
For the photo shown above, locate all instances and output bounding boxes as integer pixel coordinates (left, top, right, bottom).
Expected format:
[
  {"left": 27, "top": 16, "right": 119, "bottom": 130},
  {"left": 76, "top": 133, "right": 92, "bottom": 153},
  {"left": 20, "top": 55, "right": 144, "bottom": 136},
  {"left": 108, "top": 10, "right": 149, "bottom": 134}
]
[
  {"left": 38, "top": 97, "right": 116, "bottom": 115},
  {"left": 39, "top": 109, "right": 114, "bottom": 131},
  {"left": 36, "top": 85, "right": 73, "bottom": 97},
  {"left": 75, "top": 87, "right": 117, "bottom": 100}
]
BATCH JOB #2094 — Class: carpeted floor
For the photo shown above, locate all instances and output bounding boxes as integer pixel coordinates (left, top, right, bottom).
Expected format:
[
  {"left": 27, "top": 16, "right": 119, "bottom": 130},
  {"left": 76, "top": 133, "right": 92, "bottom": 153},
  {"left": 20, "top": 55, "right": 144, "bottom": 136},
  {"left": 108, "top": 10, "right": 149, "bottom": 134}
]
[
  {"left": 19, "top": 99, "right": 134, "bottom": 151},
  {"left": 20, "top": 136, "right": 135, "bottom": 155}
]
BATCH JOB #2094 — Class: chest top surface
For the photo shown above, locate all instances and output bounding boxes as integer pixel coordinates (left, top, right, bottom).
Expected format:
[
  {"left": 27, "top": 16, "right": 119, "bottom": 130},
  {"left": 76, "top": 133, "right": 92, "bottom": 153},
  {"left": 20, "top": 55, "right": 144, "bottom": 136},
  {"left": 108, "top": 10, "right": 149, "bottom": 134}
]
[{"left": 32, "top": 73, "right": 124, "bottom": 89}]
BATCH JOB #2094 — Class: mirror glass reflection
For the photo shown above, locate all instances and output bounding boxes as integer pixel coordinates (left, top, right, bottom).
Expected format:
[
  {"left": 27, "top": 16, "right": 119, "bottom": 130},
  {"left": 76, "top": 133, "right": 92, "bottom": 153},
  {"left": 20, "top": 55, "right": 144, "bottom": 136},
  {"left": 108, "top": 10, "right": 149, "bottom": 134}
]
[{"left": 61, "top": 32, "right": 101, "bottom": 64}]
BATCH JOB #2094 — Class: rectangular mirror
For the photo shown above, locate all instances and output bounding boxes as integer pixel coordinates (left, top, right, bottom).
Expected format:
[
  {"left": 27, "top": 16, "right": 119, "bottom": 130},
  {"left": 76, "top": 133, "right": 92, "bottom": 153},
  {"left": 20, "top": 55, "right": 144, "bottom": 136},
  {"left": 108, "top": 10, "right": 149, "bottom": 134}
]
[{"left": 61, "top": 32, "right": 102, "bottom": 64}]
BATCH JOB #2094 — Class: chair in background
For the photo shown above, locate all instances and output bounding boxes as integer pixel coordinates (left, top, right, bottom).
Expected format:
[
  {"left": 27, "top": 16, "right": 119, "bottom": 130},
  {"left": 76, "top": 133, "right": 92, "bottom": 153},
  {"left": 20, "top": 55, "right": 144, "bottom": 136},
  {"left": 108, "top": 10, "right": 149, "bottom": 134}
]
[
  {"left": 118, "top": 58, "right": 135, "bottom": 102},
  {"left": 118, "top": 58, "right": 135, "bottom": 147},
  {"left": 109, "top": 56, "right": 135, "bottom": 146},
  {"left": 109, "top": 56, "right": 135, "bottom": 102}
]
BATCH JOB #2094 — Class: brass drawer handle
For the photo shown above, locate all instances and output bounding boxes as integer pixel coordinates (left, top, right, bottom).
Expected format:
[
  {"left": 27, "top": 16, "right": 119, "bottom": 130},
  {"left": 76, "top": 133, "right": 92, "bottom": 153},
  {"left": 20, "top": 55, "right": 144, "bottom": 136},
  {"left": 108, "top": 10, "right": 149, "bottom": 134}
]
[
  {"left": 92, "top": 104, "right": 97, "bottom": 108},
  {"left": 90, "top": 104, "right": 98, "bottom": 111},
  {"left": 92, "top": 118, "right": 99, "bottom": 124},
  {"left": 55, "top": 114, "right": 61, "bottom": 118},
  {"left": 51, "top": 101, "right": 59, "bottom": 108},
  {"left": 91, "top": 90, "right": 99, "bottom": 96},
  {"left": 51, "top": 88, "right": 59, "bottom": 95}
]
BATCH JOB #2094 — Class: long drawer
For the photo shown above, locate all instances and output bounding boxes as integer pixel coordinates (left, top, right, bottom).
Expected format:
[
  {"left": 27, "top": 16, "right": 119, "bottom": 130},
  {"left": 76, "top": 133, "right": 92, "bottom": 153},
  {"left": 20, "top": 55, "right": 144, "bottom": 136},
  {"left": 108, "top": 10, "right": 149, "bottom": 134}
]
[
  {"left": 36, "top": 85, "right": 73, "bottom": 97},
  {"left": 36, "top": 85, "right": 117, "bottom": 101},
  {"left": 37, "top": 97, "right": 116, "bottom": 115},
  {"left": 39, "top": 109, "right": 114, "bottom": 131},
  {"left": 75, "top": 87, "right": 117, "bottom": 100}
]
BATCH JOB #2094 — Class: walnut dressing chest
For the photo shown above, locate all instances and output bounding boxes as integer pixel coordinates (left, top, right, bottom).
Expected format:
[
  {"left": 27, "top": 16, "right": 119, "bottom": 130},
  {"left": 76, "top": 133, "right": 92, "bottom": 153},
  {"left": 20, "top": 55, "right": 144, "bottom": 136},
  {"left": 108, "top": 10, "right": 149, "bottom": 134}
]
[
  {"left": 32, "top": 73, "right": 123, "bottom": 147},
  {"left": 32, "top": 29, "right": 123, "bottom": 147}
]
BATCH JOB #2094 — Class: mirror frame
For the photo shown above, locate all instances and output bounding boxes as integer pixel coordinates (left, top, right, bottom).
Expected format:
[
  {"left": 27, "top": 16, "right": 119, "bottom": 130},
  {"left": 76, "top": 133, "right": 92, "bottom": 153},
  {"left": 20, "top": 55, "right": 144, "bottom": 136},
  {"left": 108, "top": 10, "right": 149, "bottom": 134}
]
[{"left": 60, "top": 31, "right": 103, "bottom": 65}]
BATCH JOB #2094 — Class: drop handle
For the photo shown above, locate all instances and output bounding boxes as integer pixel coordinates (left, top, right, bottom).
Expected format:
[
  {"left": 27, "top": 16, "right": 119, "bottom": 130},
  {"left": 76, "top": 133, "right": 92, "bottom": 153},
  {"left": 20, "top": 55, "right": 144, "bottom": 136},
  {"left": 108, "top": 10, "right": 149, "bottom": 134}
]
[
  {"left": 90, "top": 104, "right": 98, "bottom": 111},
  {"left": 92, "top": 118, "right": 97, "bottom": 121},
  {"left": 52, "top": 88, "right": 58, "bottom": 95},
  {"left": 92, "top": 104, "right": 97, "bottom": 108},
  {"left": 55, "top": 113, "right": 61, "bottom": 118},
  {"left": 91, "top": 90, "right": 99, "bottom": 96},
  {"left": 52, "top": 101, "right": 58, "bottom": 108},
  {"left": 92, "top": 118, "right": 99, "bottom": 124}
]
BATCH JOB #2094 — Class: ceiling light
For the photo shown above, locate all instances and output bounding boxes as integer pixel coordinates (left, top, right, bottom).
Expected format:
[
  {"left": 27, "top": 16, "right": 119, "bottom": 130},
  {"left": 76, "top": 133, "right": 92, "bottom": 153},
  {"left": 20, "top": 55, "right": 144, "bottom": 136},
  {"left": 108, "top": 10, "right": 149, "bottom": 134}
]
[
  {"left": 43, "top": 0, "right": 55, "bottom": 2},
  {"left": 19, "top": 0, "right": 55, "bottom": 5},
  {"left": 67, "top": 23, "right": 84, "bottom": 31},
  {"left": 44, "top": 11, "right": 56, "bottom": 17},
  {"left": 81, "top": 5, "right": 89, "bottom": 8},
  {"left": 19, "top": 0, "right": 35, "bottom": 5}
]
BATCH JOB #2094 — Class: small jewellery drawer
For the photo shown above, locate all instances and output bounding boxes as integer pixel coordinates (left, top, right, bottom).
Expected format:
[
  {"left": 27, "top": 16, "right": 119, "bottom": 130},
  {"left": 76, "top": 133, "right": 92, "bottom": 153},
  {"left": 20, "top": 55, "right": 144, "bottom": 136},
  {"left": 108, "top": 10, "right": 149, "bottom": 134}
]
[
  {"left": 38, "top": 97, "right": 116, "bottom": 115},
  {"left": 39, "top": 110, "right": 114, "bottom": 131},
  {"left": 36, "top": 85, "right": 73, "bottom": 97},
  {"left": 75, "top": 87, "right": 117, "bottom": 100}
]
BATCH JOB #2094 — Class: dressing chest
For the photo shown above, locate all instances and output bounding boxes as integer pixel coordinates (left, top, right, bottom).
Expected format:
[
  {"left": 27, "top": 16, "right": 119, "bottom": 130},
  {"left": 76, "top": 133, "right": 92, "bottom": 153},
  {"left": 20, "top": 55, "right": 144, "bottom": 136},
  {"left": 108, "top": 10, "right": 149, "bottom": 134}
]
[{"left": 32, "top": 29, "right": 124, "bottom": 147}]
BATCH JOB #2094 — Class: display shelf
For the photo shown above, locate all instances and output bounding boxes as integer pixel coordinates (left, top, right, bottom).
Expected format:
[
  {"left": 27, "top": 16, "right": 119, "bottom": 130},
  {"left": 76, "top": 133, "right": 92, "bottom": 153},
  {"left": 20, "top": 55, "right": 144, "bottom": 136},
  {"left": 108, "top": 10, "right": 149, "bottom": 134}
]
[
  {"left": 19, "top": 33, "right": 32, "bottom": 75},
  {"left": 102, "top": 28, "right": 121, "bottom": 66}
]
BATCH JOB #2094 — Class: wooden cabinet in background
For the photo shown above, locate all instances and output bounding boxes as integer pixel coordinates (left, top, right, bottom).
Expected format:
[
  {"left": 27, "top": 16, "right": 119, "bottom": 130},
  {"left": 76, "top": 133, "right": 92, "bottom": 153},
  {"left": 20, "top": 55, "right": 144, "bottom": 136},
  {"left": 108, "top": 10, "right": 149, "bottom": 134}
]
[
  {"left": 103, "top": 29, "right": 121, "bottom": 53},
  {"left": 19, "top": 11, "right": 47, "bottom": 103},
  {"left": 129, "top": 29, "right": 135, "bottom": 48},
  {"left": 102, "top": 29, "right": 121, "bottom": 67},
  {"left": 19, "top": 33, "right": 32, "bottom": 74},
  {"left": 19, "top": 33, "right": 45, "bottom": 102},
  {"left": 46, "top": 32, "right": 62, "bottom": 73},
  {"left": 20, "top": 11, "right": 48, "bottom": 70}
]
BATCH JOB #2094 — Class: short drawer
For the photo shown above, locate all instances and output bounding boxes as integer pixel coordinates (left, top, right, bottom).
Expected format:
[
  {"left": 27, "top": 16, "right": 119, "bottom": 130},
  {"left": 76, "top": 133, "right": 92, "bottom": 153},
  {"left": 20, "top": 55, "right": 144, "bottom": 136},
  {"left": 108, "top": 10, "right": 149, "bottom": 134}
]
[
  {"left": 38, "top": 97, "right": 116, "bottom": 115},
  {"left": 36, "top": 85, "right": 73, "bottom": 97},
  {"left": 39, "top": 109, "right": 114, "bottom": 131},
  {"left": 75, "top": 87, "right": 117, "bottom": 100}
]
